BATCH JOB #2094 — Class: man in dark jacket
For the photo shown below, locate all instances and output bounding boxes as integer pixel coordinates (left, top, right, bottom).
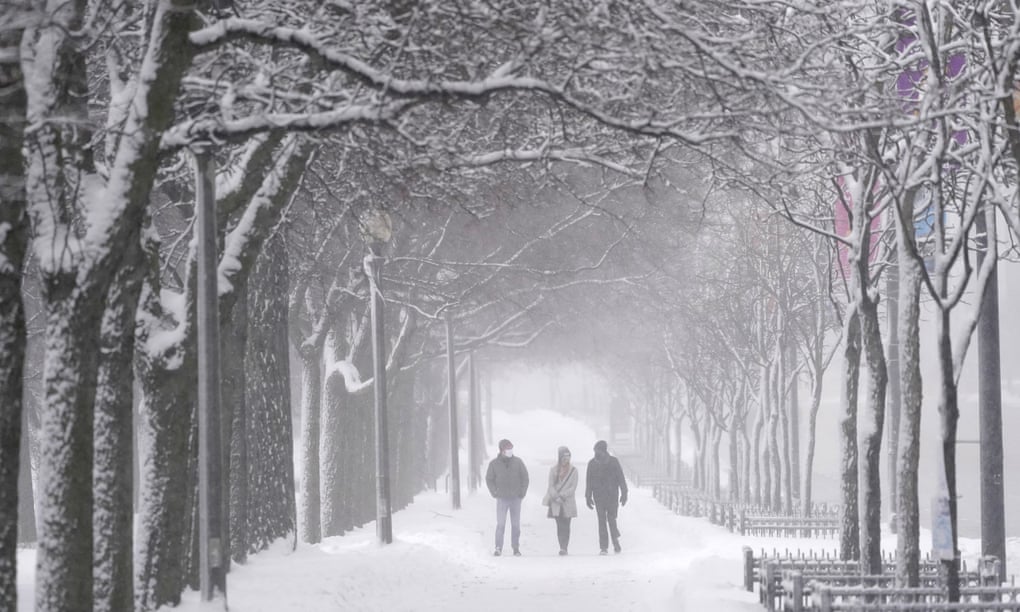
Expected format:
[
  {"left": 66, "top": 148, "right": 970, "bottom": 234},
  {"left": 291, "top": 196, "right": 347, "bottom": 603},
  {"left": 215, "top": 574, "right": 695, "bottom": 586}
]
[
  {"left": 485, "top": 438, "right": 529, "bottom": 556},
  {"left": 585, "top": 439, "right": 628, "bottom": 554}
]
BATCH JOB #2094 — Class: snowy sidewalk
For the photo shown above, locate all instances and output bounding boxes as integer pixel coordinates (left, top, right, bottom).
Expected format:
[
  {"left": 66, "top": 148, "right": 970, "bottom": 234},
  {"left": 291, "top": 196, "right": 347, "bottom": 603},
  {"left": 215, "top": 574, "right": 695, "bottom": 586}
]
[
  {"left": 17, "top": 485, "right": 762, "bottom": 611},
  {"left": 14, "top": 410, "right": 767, "bottom": 611},
  {"left": 170, "top": 485, "right": 760, "bottom": 612}
]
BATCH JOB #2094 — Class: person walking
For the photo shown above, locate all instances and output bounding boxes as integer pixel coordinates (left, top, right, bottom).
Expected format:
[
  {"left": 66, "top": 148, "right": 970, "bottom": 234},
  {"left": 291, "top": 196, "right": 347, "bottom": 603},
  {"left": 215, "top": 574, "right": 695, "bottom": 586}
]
[
  {"left": 485, "top": 438, "right": 529, "bottom": 556},
  {"left": 543, "top": 446, "right": 578, "bottom": 556},
  {"left": 584, "top": 439, "right": 628, "bottom": 555}
]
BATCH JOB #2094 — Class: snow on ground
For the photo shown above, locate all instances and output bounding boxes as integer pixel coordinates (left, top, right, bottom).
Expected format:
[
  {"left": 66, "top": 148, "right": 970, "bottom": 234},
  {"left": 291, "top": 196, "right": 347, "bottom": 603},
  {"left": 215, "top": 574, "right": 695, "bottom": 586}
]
[{"left": 13, "top": 409, "right": 1017, "bottom": 611}]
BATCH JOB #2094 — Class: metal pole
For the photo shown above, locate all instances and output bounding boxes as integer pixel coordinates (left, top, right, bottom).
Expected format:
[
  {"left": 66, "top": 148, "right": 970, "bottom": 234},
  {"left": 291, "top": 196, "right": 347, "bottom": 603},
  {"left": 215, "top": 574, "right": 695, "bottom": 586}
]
[
  {"left": 976, "top": 209, "right": 1005, "bottom": 582},
  {"left": 469, "top": 351, "right": 480, "bottom": 491},
  {"left": 446, "top": 313, "right": 461, "bottom": 509},
  {"left": 195, "top": 148, "right": 226, "bottom": 601},
  {"left": 366, "top": 245, "right": 392, "bottom": 544}
]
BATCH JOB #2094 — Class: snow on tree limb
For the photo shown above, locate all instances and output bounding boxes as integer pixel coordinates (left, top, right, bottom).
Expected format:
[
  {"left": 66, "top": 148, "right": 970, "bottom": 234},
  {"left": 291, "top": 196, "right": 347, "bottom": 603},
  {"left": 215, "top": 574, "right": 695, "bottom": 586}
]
[{"left": 185, "top": 17, "right": 735, "bottom": 144}]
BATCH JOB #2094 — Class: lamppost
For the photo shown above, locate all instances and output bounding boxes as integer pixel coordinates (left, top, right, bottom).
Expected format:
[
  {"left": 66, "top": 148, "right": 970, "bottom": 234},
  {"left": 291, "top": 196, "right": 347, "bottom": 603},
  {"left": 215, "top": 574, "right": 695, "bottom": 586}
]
[
  {"left": 194, "top": 146, "right": 226, "bottom": 601},
  {"left": 362, "top": 210, "right": 393, "bottom": 544}
]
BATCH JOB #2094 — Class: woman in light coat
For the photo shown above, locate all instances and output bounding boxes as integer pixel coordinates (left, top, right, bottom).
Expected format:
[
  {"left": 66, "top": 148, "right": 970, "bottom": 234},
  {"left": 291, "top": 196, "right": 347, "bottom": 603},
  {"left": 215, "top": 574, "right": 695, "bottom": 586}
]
[{"left": 543, "top": 446, "right": 579, "bottom": 555}]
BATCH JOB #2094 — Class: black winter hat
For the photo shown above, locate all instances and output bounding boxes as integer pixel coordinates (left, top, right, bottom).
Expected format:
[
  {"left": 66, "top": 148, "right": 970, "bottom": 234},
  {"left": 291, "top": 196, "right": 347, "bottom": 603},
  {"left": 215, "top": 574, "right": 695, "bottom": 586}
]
[
  {"left": 498, "top": 439, "right": 513, "bottom": 451},
  {"left": 593, "top": 440, "right": 608, "bottom": 453}
]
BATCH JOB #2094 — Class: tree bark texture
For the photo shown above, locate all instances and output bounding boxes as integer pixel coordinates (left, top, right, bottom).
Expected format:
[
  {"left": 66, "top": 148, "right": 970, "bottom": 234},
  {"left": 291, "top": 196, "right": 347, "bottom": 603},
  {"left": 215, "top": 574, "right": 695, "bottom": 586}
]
[
  {"left": 320, "top": 333, "right": 349, "bottom": 538},
  {"left": 895, "top": 256, "right": 923, "bottom": 587},
  {"left": 135, "top": 283, "right": 198, "bottom": 611},
  {"left": 0, "top": 3, "right": 28, "bottom": 603},
  {"left": 802, "top": 355, "right": 824, "bottom": 517},
  {"left": 728, "top": 417, "right": 740, "bottom": 502},
  {"left": 839, "top": 308, "right": 861, "bottom": 561},
  {"left": 221, "top": 277, "right": 246, "bottom": 563},
  {"left": 298, "top": 347, "right": 323, "bottom": 543},
  {"left": 788, "top": 345, "right": 801, "bottom": 501},
  {"left": 23, "top": 0, "right": 98, "bottom": 603},
  {"left": 243, "top": 234, "right": 296, "bottom": 554},
  {"left": 390, "top": 371, "right": 415, "bottom": 509},
  {"left": 222, "top": 278, "right": 247, "bottom": 563},
  {"left": 858, "top": 296, "right": 887, "bottom": 575},
  {"left": 23, "top": 0, "right": 198, "bottom": 607},
  {"left": 768, "top": 364, "right": 782, "bottom": 511},
  {"left": 93, "top": 233, "right": 145, "bottom": 612},
  {"left": 354, "top": 389, "right": 376, "bottom": 526},
  {"left": 17, "top": 408, "right": 36, "bottom": 545},
  {"left": 778, "top": 346, "right": 793, "bottom": 514},
  {"left": 425, "top": 365, "right": 449, "bottom": 489},
  {"left": 937, "top": 312, "right": 961, "bottom": 601},
  {"left": 752, "top": 408, "right": 764, "bottom": 507}
]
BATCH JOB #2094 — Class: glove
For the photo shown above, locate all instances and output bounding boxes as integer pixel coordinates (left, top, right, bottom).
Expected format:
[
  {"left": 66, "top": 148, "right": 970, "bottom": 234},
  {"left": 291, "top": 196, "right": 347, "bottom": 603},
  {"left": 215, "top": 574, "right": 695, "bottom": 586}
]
[
  {"left": 586, "top": 498, "right": 594, "bottom": 510},
  {"left": 620, "top": 494, "right": 627, "bottom": 507}
]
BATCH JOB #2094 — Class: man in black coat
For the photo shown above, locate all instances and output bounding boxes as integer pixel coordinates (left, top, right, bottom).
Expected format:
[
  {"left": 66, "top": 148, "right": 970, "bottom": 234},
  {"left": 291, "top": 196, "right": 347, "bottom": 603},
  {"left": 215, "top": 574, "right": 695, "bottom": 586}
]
[{"left": 584, "top": 439, "right": 628, "bottom": 554}]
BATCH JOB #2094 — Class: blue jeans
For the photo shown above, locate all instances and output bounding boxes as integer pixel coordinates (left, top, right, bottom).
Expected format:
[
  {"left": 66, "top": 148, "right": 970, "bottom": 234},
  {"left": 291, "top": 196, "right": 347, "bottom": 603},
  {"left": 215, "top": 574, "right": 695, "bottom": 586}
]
[{"left": 495, "top": 497, "right": 522, "bottom": 551}]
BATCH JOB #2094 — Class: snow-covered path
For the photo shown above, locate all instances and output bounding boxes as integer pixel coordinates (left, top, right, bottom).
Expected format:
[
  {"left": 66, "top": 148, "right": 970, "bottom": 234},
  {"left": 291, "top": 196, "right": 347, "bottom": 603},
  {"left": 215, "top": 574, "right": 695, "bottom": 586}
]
[
  {"left": 15, "top": 410, "right": 763, "bottom": 611},
  {"left": 19, "top": 411, "right": 1020, "bottom": 610},
  {"left": 166, "top": 482, "right": 760, "bottom": 612}
]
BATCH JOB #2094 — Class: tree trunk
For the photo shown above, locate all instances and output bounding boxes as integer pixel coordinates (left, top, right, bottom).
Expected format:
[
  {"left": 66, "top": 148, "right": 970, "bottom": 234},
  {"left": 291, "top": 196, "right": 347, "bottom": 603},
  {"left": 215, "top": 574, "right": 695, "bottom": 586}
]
[
  {"left": 356, "top": 389, "right": 375, "bottom": 526},
  {"left": 778, "top": 345, "right": 794, "bottom": 514},
  {"left": 839, "top": 307, "right": 861, "bottom": 561},
  {"left": 895, "top": 254, "right": 923, "bottom": 587},
  {"left": 391, "top": 368, "right": 416, "bottom": 508},
  {"left": 0, "top": 5, "right": 28, "bottom": 601},
  {"left": 93, "top": 235, "right": 145, "bottom": 612},
  {"left": 728, "top": 416, "right": 740, "bottom": 502},
  {"left": 802, "top": 358, "right": 824, "bottom": 517},
  {"left": 937, "top": 311, "right": 961, "bottom": 601},
  {"left": 135, "top": 280, "right": 199, "bottom": 611},
  {"left": 690, "top": 416, "right": 703, "bottom": 491},
  {"left": 320, "top": 337, "right": 349, "bottom": 538},
  {"left": 24, "top": 0, "right": 198, "bottom": 606},
  {"left": 768, "top": 363, "right": 782, "bottom": 511},
  {"left": 243, "top": 234, "right": 296, "bottom": 554},
  {"left": 222, "top": 279, "right": 247, "bottom": 563},
  {"left": 789, "top": 347, "right": 801, "bottom": 502},
  {"left": 752, "top": 408, "right": 764, "bottom": 507},
  {"left": 426, "top": 363, "right": 448, "bottom": 489},
  {"left": 35, "top": 282, "right": 106, "bottom": 610},
  {"left": 741, "top": 428, "right": 752, "bottom": 504},
  {"left": 298, "top": 346, "right": 323, "bottom": 542},
  {"left": 858, "top": 296, "right": 887, "bottom": 575},
  {"left": 711, "top": 426, "right": 722, "bottom": 499},
  {"left": 18, "top": 407, "right": 36, "bottom": 544},
  {"left": 673, "top": 415, "right": 684, "bottom": 482}
]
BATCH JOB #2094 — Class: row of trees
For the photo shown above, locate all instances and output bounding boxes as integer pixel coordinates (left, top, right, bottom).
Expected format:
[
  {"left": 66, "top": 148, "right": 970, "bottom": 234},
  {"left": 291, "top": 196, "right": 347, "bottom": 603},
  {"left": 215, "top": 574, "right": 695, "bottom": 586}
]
[
  {"left": 5, "top": 0, "right": 1020, "bottom": 610},
  {"left": 536, "top": 2, "right": 1020, "bottom": 601}
]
